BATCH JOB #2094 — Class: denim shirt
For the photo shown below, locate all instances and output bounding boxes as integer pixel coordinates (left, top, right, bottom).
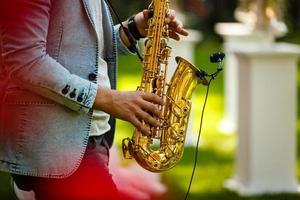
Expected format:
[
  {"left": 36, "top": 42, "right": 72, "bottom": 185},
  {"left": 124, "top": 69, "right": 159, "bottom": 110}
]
[{"left": 0, "top": 0, "right": 133, "bottom": 178}]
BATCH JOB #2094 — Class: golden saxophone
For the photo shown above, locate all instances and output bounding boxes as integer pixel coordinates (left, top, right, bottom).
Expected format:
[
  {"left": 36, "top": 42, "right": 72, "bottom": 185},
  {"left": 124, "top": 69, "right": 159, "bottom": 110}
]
[{"left": 122, "top": 0, "right": 208, "bottom": 172}]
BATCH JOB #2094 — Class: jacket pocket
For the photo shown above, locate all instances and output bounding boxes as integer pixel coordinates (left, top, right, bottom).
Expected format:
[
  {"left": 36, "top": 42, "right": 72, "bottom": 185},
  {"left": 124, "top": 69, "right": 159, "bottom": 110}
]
[
  {"left": 0, "top": 101, "right": 31, "bottom": 164},
  {"left": 0, "top": 88, "right": 55, "bottom": 165}
]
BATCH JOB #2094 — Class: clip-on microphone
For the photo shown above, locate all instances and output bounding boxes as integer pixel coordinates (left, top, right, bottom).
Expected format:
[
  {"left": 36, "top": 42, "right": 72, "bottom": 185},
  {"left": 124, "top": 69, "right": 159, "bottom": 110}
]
[
  {"left": 209, "top": 52, "right": 225, "bottom": 79},
  {"left": 196, "top": 52, "right": 225, "bottom": 80}
]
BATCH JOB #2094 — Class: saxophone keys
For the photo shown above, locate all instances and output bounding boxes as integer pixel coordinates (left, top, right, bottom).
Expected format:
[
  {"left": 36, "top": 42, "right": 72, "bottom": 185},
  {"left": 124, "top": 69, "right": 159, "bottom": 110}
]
[
  {"left": 168, "top": 123, "right": 185, "bottom": 142},
  {"left": 150, "top": 161, "right": 161, "bottom": 170},
  {"left": 182, "top": 106, "right": 189, "bottom": 114},
  {"left": 161, "top": 120, "right": 169, "bottom": 128},
  {"left": 144, "top": 38, "right": 152, "bottom": 47},
  {"left": 165, "top": 146, "right": 175, "bottom": 158},
  {"left": 171, "top": 98, "right": 192, "bottom": 117},
  {"left": 122, "top": 138, "right": 133, "bottom": 159}
]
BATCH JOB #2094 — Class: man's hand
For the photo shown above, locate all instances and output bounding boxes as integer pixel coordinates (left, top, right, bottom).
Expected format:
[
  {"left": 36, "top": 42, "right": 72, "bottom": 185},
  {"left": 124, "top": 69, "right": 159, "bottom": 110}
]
[
  {"left": 119, "top": 8, "right": 188, "bottom": 48},
  {"left": 134, "top": 9, "right": 189, "bottom": 41},
  {"left": 93, "top": 87, "right": 163, "bottom": 135}
]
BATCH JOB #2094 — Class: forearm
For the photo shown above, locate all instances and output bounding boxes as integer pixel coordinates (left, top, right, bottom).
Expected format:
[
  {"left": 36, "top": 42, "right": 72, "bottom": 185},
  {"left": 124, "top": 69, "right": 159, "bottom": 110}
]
[{"left": 93, "top": 87, "right": 113, "bottom": 112}]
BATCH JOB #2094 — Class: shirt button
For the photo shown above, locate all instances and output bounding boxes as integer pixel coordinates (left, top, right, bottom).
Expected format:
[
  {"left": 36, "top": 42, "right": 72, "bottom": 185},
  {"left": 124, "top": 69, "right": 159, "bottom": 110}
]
[{"left": 88, "top": 73, "right": 97, "bottom": 81}]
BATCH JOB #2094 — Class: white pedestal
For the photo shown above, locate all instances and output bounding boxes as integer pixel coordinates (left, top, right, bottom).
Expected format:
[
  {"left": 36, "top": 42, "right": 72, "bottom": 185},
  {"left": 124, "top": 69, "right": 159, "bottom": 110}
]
[
  {"left": 215, "top": 23, "right": 276, "bottom": 133},
  {"left": 224, "top": 42, "right": 300, "bottom": 195}
]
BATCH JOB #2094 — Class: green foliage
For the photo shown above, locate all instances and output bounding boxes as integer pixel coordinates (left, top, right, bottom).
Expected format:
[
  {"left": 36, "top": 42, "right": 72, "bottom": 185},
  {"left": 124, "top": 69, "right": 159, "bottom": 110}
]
[
  {"left": 0, "top": 172, "right": 14, "bottom": 200},
  {"left": 109, "top": 0, "right": 149, "bottom": 21}
]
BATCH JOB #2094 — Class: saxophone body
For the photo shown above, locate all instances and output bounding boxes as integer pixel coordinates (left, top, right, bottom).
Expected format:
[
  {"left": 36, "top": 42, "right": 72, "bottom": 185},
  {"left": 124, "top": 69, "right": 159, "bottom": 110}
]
[{"left": 122, "top": 0, "right": 208, "bottom": 172}]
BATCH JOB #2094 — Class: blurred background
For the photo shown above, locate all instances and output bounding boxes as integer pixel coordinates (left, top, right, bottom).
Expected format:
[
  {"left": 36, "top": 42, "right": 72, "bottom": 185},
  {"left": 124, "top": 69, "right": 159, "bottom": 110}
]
[{"left": 1, "top": 0, "right": 300, "bottom": 199}]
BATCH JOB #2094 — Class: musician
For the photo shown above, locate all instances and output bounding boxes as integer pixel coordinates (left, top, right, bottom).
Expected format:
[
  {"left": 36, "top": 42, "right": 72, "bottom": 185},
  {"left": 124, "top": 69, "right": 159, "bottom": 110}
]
[{"left": 0, "top": 0, "right": 188, "bottom": 199}]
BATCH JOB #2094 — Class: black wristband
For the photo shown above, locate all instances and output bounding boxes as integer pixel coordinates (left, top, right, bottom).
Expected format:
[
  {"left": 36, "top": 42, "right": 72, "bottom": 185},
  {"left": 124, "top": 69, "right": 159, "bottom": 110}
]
[
  {"left": 127, "top": 15, "right": 145, "bottom": 40},
  {"left": 122, "top": 26, "right": 138, "bottom": 53}
]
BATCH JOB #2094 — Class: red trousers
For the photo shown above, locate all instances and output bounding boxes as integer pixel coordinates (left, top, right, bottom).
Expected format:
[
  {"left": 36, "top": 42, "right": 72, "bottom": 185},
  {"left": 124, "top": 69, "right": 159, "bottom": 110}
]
[{"left": 13, "top": 136, "right": 129, "bottom": 200}]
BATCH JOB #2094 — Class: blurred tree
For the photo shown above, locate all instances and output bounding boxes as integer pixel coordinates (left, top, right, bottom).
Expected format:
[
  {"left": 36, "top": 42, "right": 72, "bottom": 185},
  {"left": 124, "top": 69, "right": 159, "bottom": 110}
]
[
  {"left": 109, "top": 0, "right": 148, "bottom": 21},
  {"left": 108, "top": 0, "right": 238, "bottom": 35},
  {"left": 108, "top": 0, "right": 300, "bottom": 37},
  {"left": 180, "top": 0, "right": 238, "bottom": 34},
  {"left": 285, "top": 0, "right": 300, "bottom": 33},
  {"left": 181, "top": 0, "right": 208, "bottom": 17}
]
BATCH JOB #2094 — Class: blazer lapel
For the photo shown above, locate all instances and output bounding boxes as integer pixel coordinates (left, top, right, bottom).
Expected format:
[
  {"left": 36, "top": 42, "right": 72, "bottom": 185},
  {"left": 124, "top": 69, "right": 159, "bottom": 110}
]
[{"left": 81, "top": 0, "right": 96, "bottom": 30}]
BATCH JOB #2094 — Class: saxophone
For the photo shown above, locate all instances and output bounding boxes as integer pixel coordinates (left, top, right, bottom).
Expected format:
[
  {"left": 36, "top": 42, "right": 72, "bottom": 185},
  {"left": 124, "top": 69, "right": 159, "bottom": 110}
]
[{"left": 122, "top": 0, "right": 208, "bottom": 172}]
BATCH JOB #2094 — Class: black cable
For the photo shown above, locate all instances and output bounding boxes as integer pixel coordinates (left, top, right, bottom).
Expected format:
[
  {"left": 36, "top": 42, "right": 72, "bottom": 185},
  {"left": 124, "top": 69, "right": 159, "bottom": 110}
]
[
  {"left": 184, "top": 77, "right": 213, "bottom": 200},
  {"left": 104, "top": 0, "right": 143, "bottom": 62}
]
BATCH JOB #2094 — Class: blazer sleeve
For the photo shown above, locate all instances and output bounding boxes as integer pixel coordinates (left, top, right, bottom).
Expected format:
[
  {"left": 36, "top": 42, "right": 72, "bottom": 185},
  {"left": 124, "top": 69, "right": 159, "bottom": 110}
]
[
  {"left": 1, "top": 0, "right": 98, "bottom": 114},
  {"left": 114, "top": 24, "right": 137, "bottom": 56}
]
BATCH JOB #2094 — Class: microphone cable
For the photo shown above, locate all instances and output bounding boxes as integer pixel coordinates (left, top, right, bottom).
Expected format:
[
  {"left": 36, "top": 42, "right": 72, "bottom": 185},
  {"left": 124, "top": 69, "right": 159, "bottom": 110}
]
[
  {"left": 184, "top": 76, "right": 212, "bottom": 200},
  {"left": 184, "top": 53, "right": 224, "bottom": 199}
]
